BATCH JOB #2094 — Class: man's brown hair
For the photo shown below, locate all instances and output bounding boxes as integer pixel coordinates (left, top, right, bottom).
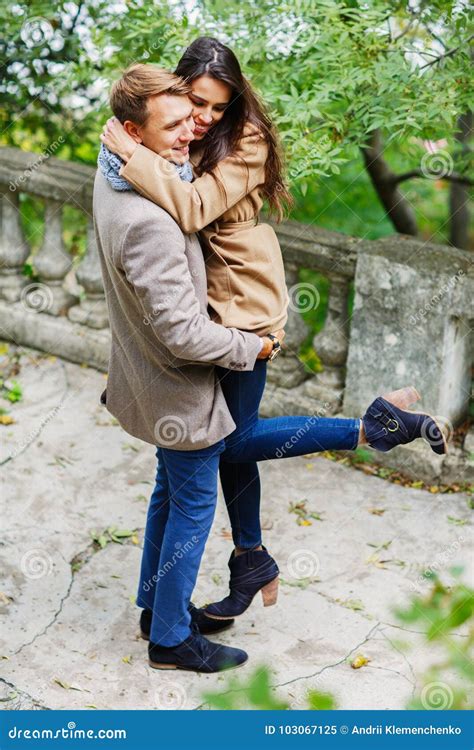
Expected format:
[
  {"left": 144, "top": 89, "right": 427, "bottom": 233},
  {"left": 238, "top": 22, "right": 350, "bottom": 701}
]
[{"left": 110, "top": 64, "right": 191, "bottom": 125}]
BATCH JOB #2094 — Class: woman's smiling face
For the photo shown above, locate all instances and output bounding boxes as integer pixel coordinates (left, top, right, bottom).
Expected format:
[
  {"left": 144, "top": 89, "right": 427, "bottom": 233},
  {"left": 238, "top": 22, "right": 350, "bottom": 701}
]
[{"left": 188, "top": 75, "right": 233, "bottom": 140}]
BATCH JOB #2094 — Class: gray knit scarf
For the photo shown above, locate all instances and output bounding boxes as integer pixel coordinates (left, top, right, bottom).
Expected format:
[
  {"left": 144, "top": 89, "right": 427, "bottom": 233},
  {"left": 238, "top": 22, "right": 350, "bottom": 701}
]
[{"left": 98, "top": 143, "right": 193, "bottom": 190}]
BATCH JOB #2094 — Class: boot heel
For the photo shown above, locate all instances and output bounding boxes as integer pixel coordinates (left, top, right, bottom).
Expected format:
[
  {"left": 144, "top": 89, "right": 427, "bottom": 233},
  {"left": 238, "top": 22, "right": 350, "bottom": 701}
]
[
  {"left": 204, "top": 547, "right": 280, "bottom": 619},
  {"left": 261, "top": 577, "right": 279, "bottom": 607},
  {"left": 382, "top": 386, "right": 421, "bottom": 411}
]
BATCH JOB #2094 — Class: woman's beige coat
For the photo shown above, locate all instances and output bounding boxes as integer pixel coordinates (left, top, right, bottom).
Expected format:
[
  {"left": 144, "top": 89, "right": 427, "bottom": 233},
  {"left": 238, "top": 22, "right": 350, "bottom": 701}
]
[{"left": 120, "top": 128, "right": 289, "bottom": 336}]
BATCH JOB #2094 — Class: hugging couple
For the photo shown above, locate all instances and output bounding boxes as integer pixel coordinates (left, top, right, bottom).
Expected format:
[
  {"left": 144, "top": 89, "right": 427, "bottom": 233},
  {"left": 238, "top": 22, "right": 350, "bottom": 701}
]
[{"left": 93, "top": 36, "right": 447, "bottom": 674}]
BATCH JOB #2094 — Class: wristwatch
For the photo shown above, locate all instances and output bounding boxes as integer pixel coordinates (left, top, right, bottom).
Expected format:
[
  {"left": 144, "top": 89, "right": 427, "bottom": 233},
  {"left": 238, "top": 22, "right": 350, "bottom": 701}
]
[{"left": 267, "top": 333, "right": 282, "bottom": 362}]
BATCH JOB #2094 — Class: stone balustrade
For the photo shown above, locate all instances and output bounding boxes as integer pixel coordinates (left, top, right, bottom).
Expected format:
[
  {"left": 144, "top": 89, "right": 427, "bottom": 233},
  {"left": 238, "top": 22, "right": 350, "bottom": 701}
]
[
  {"left": 0, "top": 147, "right": 472, "bottom": 484},
  {"left": 0, "top": 148, "right": 109, "bottom": 370}
]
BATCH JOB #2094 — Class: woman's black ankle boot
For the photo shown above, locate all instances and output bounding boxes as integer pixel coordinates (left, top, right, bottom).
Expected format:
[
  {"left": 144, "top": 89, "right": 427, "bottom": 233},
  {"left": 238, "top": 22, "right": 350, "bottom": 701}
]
[
  {"left": 362, "top": 387, "right": 448, "bottom": 455},
  {"left": 204, "top": 546, "right": 279, "bottom": 620}
]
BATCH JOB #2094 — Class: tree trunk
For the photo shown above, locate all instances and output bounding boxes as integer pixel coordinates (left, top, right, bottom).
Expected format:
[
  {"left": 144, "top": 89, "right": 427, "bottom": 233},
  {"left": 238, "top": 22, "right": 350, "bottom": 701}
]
[
  {"left": 361, "top": 129, "right": 418, "bottom": 235},
  {"left": 449, "top": 111, "right": 472, "bottom": 250}
]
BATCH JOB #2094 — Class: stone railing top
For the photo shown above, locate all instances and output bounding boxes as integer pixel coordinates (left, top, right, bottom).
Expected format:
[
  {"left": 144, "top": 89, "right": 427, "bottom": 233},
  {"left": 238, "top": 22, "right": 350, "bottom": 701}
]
[
  {"left": 0, "top": 147, "right": 95, "bottom": 214},
  {"left": 366, "top": 234, "right": 474, "bottom": 279},
  {"left": 270, "top": 219, "right": 360, "bottom": 279}
]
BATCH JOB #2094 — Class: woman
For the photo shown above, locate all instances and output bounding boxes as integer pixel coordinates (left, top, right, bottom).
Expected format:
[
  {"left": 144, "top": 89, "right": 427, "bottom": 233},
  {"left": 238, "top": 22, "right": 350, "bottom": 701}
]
[{"left": 100, "top": 38, "right": 447, "bottom": 627}]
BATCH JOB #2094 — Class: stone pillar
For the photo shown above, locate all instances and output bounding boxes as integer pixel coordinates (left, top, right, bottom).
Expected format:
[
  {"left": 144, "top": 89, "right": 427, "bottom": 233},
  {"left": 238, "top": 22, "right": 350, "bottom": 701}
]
[
  {"left": 0, "top": 188, "right": 30, "bottom": 302},
  {"left": 265, "top": 261, "right": 309, "bottom": 389},
  {"left": 32, "top": 199, "right": 77, "bottom": 316},
  {"left": 343, "top": 236, "right": 474, "bottom": 427},
  {"left": 68, "top": 219, "right": 108, "bottom": 329},
  {"left": 303, "top": 273, "right": 351, "bottom": 413}
]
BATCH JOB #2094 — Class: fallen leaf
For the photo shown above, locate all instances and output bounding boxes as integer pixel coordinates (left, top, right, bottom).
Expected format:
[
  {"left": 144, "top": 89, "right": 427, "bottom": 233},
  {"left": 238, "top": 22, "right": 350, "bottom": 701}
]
[
  {"left": 0, "top": 691, "right": 17, "bottom": 702},
  {"left": 0, "top": 415, "right": 14, "bottom": 425},
  {"left": 351, "top": 654, "right": 371, "bottom": 669},
  {"left": 366, "top": 553, "right": 388, "bottom": 569},
  {"left": 336, "top": 598, "right": 364, "bottom": 612},
  {"left": 368, "top": 507, "right": 386, "bottom": 516},
  {"left": 53, "top": 678, "right": 70, "bottom": 690},
  {"left": 52, "top": 678, "right": 88, "bottom": 692},
  {"left": 447, "top": 516, "right": 468, "bottom": 526}
]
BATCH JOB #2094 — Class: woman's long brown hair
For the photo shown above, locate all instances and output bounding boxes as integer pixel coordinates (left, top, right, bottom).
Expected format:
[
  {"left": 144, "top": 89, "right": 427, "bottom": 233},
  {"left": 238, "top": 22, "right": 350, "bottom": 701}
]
[{"left": 175, "top": 37, "right": 292, "bottom": 220}]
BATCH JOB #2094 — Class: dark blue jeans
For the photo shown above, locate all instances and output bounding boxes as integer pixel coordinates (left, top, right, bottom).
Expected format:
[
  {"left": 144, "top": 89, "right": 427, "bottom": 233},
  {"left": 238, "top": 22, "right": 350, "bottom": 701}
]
[
  {"left": 137, "top": 359, "right": 360, "bottom": 645},
  {"left": 217, "top": 359, "right": 360, "bottom": 548}
]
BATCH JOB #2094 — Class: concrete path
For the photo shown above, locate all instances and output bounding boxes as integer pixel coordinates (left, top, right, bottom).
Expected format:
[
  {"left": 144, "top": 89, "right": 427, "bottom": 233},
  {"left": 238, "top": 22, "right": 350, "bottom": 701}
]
[{"left": 0, "top": 347, "right": 471, "bottom": 710}]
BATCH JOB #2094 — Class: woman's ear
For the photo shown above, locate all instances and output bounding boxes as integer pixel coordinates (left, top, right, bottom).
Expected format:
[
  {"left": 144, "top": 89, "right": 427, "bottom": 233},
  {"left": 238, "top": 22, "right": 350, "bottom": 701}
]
[{"left": 123, "top": 120, "right": 143, "bottom": 144}]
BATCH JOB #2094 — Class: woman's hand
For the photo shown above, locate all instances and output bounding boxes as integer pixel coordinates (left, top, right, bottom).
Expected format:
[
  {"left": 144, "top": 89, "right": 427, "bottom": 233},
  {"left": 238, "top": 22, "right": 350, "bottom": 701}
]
[{"left": 100, "top": 117, "right": 138, "bottom": 163}]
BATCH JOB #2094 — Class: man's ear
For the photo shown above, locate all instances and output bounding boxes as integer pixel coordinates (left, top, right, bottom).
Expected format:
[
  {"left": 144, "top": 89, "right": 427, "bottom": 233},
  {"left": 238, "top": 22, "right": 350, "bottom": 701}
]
[{"left": 123, "top": 120, "right": 143, "bottom": 144}]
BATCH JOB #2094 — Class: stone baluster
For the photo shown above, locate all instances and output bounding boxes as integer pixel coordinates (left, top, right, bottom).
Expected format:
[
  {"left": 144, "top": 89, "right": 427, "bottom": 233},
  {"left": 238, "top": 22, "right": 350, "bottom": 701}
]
[
  {"left": 266, "top": 261, "right": 310, "bottom": 389},
  {"left": 68, "top": 219, "right": 108, "bottom": 329},
  {"left": 303, "top": 273, "right": 351, "bottom": 413},
  {"left": 0, "top": 188, "right": 30, "bottom": 302},
  {"left": 30, "top": 199, "right": 77, "bottom": 316}
]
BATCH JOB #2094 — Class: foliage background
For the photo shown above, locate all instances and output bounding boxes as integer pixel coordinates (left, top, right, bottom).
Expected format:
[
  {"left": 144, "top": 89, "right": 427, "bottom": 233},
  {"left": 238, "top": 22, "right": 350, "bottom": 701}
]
[{"left": 2, "top": 0, "right": 472, "bottom": 250}]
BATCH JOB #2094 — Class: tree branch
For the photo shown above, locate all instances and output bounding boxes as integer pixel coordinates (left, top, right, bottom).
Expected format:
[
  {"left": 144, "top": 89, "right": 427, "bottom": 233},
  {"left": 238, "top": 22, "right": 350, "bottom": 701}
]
[
  {"left": 360, "top": 129, "right": 418, "bottom": 236},
  {"left": 449, "top": 111, "right": 472, "bottom": 250},
  {"left": 393, "top": 170, "right": 473, "bottom": 186},
  {"left": 419, "top": 34, "right": 474, "bottom": 69}
]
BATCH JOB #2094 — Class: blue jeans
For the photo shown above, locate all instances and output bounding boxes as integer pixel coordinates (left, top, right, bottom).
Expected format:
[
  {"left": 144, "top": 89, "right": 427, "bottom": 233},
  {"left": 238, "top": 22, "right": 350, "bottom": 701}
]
[
  {"left": 136, "top": 440, "right": 226, "bottom": 646},
  {"left": 137, "top": 359, "right": 360, "bottom": 645},
  {"left": 217, "top": 360, "right": 360, "bottom": 548}
]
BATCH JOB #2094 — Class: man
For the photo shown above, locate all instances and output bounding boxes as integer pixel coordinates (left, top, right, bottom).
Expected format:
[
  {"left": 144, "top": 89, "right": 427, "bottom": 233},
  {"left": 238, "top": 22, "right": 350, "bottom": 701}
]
[{"left": 93, "top": 64, "right": 277, "bottom": 673}]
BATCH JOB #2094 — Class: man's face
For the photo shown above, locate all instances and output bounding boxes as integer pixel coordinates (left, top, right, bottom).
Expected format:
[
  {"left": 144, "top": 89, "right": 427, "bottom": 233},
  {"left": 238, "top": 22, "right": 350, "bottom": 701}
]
[{"left": 129, "top": 94, "right": 195, "bottom": 164}]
